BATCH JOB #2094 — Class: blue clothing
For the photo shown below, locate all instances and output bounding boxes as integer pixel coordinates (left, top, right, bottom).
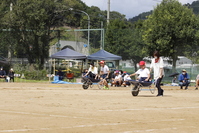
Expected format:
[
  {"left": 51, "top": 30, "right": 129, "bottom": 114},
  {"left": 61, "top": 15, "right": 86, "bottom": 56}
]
[{"left": 178, "top": 73, "right": 189, "bottom": 82}]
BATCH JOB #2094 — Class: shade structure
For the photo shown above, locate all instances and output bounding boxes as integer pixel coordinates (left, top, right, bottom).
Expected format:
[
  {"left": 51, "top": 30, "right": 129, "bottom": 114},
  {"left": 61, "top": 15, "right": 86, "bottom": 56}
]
[
  {"left": 50, "top": 48, "right": 87, "bottom": 59},
  {"left": 87, "top": 50, "right": 122, "bottom": 60}
]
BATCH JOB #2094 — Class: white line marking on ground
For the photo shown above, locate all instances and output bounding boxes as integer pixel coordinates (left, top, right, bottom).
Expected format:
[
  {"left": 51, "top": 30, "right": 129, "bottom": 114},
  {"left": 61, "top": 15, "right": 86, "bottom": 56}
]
[
  {"left": 0, "top": 110, "right": 96, "bottom": 120},
  {"left": 99, "top": 106, "right": 199, "bottom": 112},
  {"left": 122, "top": 127, "right": 178, "bottom": 133},
  {"left": 0, "top": 123, "right": 127, "bottom": 132}
]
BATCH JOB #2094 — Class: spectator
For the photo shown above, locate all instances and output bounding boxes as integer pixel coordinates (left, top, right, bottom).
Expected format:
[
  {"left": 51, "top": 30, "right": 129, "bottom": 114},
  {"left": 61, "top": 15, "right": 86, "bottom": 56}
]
[
  {"left": 195, "top": 74, "right": 199, "bottom": 90},
  {"left": 122, "top": 71, "right": 131, "bottom": 87},
  {"left": 111, "top": 70, "right": 122, "bottom": 87},
  {"left": 8, "top": 68, "right": 15, "bottom": 82},
  {"left": 0, "top": 67, "right": 6, "bottom": 81},
  {"left": 178, "top": 69, "right": 190, "bottom": 90},
  {"left": 56, "top": 69, "right": 64, "bottom": 80}
]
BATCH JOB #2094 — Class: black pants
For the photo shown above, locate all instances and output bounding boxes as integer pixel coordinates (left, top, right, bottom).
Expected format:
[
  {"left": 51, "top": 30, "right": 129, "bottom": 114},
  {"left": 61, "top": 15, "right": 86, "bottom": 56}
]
[
  {"left": 156, "top": 77, "right": 164, "bottom": 95},
  {"left": 88, "top": 72, "right": 96, "bottom": 79}
]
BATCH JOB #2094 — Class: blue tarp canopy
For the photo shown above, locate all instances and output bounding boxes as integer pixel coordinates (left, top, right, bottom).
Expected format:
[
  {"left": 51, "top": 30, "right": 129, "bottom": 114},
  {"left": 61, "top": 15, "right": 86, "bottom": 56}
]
[
  {"left": 50, "top": 48, "right": 87, "bottom": 59},
  {"left": 87, "top": 50, "right": 122, "bottom": 60}
]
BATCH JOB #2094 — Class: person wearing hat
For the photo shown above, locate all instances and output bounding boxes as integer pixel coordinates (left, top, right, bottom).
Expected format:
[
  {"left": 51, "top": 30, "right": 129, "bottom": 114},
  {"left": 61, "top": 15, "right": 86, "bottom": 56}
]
[
  {"left": 8, "top": 68, "right": 15, "bottom": 82},
  {"left": 122, "top": 71, "right": 132, "bottom": 87},
  {"left": 149, "top": 51, "right": 165, "bottom": 96},
  {"left": 99, "top": 60, "right": 110, "bottom": 89},
  {"left": 83, "top": 62, "right": 98, "bottom": 79},
  {"left": 111, "top": 70, "right": 122, "bottom": 87},
  {"left": 178, "top": 69, "right": 190, "bottom": 90},
  {"left": 129, "top": 61, "right": 150, "bottom": 82}
]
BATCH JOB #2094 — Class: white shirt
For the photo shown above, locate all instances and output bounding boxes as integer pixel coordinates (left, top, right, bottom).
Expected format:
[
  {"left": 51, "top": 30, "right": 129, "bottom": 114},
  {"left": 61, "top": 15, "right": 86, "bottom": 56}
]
[
  {"left": 124, "top": 74, "right": 131, "bottom": 81},
  {"left": 100, "top": 65, "right": 109, "bottom": 74},
  {"left": 150, "top": 57, "right": 165, "bottom": 80},
  {"left": 135, "top": 68, "right": 150, "bottom": 77},
  {"left": 115, "top": 74, "right": 122, "bottom": 80},
  {"left": 88, "top": 66, "right": 98, "bottom": 75}
]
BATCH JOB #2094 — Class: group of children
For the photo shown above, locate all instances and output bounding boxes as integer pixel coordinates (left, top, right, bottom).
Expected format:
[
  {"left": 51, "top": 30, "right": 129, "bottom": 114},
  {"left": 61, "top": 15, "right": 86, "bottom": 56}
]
[{"left": 82, "top": 60, "right": 152, "bottom": 88}]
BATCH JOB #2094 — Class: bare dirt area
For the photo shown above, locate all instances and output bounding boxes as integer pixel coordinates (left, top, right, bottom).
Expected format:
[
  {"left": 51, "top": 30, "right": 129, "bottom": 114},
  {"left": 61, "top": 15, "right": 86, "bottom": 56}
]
[{"left": 0, "top": 82, "right": 199, "bottom": 133}]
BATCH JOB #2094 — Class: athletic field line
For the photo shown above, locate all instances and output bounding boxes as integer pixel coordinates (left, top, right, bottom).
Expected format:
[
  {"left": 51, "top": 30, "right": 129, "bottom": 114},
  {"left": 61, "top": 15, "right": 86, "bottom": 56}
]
[{"left": 99, "top": 106, "right": 199, "bottom": 112}]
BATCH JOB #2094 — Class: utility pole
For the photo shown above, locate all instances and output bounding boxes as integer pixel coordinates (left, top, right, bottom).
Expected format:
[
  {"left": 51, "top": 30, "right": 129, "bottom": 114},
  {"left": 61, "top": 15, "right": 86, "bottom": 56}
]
[
  {"left": 107, "top": 0, "right": 110, "bottom": 24},
  {"left": 8, "top": 3, "right": 13, "bottom": 62}
]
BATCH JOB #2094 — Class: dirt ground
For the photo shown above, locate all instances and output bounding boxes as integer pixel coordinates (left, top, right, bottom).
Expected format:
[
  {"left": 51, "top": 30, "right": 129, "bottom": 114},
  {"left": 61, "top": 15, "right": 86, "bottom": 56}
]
[{"left": 0, "top": 82, "right": 199, "bottom": 133}]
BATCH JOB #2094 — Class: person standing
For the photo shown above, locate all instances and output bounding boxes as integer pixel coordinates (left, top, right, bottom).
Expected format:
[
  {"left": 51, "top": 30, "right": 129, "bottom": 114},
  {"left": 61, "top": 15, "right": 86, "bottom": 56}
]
[
  {"left": 99, "top": 60, "right": 110, "bottom": 89},
  {"left": 195, "top": 74, "right": 199, "bottom": 90},
  {"left": 178, "top": 69, "right": 190, "bottom": 90},
  {"left": 150, "top": 51, "right": 165, "bottom": 96}
]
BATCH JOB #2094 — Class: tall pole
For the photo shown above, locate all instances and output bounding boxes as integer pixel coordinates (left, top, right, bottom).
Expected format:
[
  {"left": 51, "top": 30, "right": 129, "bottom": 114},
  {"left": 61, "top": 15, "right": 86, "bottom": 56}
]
[
  {"left": 8, "top": 3, "right": 13, "bottom": 62},
  {"left": 107, "top": 0, "right": 110, "bottom": 24}
]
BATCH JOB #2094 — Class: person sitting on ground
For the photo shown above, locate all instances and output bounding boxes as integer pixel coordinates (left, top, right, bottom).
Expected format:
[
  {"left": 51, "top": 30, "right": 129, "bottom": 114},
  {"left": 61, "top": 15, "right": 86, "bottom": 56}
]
[
  {"left": 56, "top": 69, "right": 64, "bottom": 80},
  {"left": 178, "top": 69, "right": 190, "bottom": 90},
  {"left": 195, "top": 74, "right": 199, "bottom": 90},
  {"left": 8, "top": 68, "right": 15, "bottom": 82},
  {"left": 0, "top": 67, "right": 6, "bottom": 81},
  {"left": 111, "top": 70, "right": 122, "bottom": 87},
  {"left": 83, "top": 62, "right": 98, "bottom": 79},
  {"left": 122, "top": 71, "right": 131, "bottom": 87},
  {"left": 99, "top": 60, "right": 110, "bottom": 89},
  {"left": 128, "top": 61, "right": 150, "bottom": 89}
]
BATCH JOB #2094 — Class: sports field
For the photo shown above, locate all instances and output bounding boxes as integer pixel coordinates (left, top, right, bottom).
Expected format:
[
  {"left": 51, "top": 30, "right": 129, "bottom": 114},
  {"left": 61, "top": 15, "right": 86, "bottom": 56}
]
[{"left": 0, "top": 82, "right": 198, "bottom": 133}]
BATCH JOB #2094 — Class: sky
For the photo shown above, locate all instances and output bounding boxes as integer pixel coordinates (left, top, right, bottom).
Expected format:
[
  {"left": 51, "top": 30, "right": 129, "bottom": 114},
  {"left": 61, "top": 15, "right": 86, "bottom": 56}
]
[{"left": 81, "top": 0, "right": 196, "bottom": 19}]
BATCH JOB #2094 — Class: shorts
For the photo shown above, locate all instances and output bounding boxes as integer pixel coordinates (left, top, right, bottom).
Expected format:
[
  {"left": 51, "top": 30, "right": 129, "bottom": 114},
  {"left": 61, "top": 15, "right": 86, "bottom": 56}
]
[{"left": 101, "top": 74, "right": 108, "bottom": 79}]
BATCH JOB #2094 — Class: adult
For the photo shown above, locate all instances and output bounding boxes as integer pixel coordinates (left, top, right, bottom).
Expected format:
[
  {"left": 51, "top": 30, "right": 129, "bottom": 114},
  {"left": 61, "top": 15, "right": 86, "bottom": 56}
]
[
  {"left": 150, "top": 51, "right": 165, "bottom": 96},
  {"left": 56, "top": 69, "right": 64, "bottom": 80},
  {"left": 0, "top": 67, "right": 6, "bottom": 81},
  {"left": 99, "top": 60, "right": 110, "bottom": 89},
  {"left": 195, "top": 74, "right": 199, "bottom": 90},
  {"left": 83, "top": 62, "right": 98, "bottom": 79},
  {"left": 178, "top": 69, "right": 190, "bottom": 90},
  {"left": 8, "top": 68, "right": 15, "bottom": 82}
]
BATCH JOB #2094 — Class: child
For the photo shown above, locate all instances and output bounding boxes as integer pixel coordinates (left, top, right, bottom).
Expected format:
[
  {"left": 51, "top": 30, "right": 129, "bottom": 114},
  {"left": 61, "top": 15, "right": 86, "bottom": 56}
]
[{"left": 129, "top": 61, "right": 150, "bottom": 82}]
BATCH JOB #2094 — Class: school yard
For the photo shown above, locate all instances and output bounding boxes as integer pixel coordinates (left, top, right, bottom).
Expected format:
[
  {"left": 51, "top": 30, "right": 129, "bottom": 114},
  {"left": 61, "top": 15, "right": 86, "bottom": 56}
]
[{"left": 0, "top": 82, "right": 198, "bottom": 133}]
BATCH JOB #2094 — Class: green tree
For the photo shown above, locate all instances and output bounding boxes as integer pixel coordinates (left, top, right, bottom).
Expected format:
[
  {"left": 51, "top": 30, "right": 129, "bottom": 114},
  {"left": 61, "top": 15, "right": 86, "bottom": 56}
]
[
  {"left": 142, "top": 0, "right": 199, "bottom": 71},
  {"left": 105, "top": 19, "right": 148, "bottom": 70}
]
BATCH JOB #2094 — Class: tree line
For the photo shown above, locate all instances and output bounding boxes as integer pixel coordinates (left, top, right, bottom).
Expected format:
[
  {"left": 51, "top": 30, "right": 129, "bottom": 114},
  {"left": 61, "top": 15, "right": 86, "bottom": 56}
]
[{"left": 0, "top": 0, "right": 199, "bottom": 71}]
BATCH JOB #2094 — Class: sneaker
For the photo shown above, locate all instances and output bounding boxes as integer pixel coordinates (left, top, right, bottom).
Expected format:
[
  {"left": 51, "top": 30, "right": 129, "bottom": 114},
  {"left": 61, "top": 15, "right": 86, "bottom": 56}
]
[
  {"left": 156, "top": 95, "right": 163, "bottom": 97},
  {"left": 185, "top": 87, "right": 188, "bottom": 90},
  {"left": 195, "top": 88, "right": 198, "bottom": 90},
  {"left": 103, "top": 86, "right": 109, "bottom": 90}
]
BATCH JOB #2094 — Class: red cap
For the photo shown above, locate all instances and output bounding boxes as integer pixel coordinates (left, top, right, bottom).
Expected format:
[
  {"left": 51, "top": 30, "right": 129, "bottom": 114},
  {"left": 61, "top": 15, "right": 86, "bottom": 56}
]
[
  {"left": 99, "top": 60, "right": 105, "bottom": 64},
  {"left": 139, "top": 61, "right": 145, "bottom": 66}
]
